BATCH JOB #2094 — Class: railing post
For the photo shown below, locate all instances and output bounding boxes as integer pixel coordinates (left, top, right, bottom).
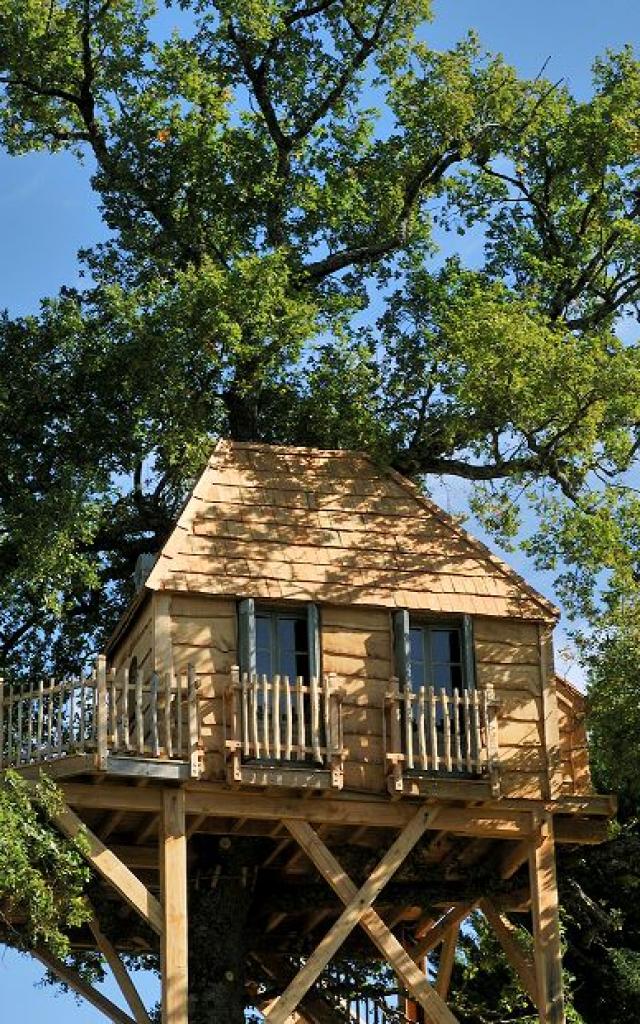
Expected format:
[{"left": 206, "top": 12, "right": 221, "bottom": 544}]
[
  {"left": 484, "top": 682, "right": 501, "bottom": 797},
  {"left": 96, "top": 655, "right": 108, "bottom": 770},
  {"left": 326, "top": 673, "right": 343, "bottom": 789},
  {"left": 187, "top": 663, "right": 202, "bottom": 779},
  {"left": 386, "top": 676, "right": 404, "bottom": 795},
  {"left": 227, "top": 665, "right": 242, "bottom": 783}
]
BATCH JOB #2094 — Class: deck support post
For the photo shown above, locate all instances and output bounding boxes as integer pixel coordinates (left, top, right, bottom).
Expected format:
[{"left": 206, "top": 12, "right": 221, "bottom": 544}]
[
  {"left": 160, "top": 788, "right": 189, "bottom": 1024},
  {"left": 529, "top": 814, "right": 565, "bottom": 1024}
]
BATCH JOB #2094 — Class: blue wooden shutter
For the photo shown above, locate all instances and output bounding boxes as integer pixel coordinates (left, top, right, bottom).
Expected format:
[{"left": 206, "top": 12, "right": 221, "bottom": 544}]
[
  {"left": 238, "top": 598, "right": 256, "bottom": 675},
  {"left": 307, "top": 603, "right": 321, "bottom": 680},
  {"left": 462, "top": 613, "right": 476, "bottom": 690},
  {"left": 393, "top": 609, "right": 411, "bottom": 690}
]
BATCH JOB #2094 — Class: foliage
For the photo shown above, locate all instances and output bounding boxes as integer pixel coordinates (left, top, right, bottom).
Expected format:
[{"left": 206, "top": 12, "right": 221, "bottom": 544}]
[
  {"left": 0, "top": 771, "right": 90, "bottom": 956},
  {"left": 0, "top": 3, "right": 639, "bottom": 670}
]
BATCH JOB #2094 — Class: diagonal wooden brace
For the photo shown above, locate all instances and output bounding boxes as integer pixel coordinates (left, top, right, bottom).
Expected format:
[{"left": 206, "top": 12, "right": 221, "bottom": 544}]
[
  {"left": 480, "top": 899, "right": 538, "bottom": 1007},
  {"left": 54, "top": 803, "right": 163, "bottom": 934},
  {"left": 276, "top": 812, "right": 460, "bottom": 1024},
  {"left": 410, "top": 901, "right": 478, "bottom": 962},
  {"left": 34, "top": 948, "right": 137, "bottom": 1024}
]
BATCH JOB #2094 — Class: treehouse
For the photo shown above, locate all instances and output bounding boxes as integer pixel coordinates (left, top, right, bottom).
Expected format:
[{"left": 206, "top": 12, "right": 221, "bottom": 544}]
[{"left": 0, "top": 441, "right": 614, "bottom": 1024}]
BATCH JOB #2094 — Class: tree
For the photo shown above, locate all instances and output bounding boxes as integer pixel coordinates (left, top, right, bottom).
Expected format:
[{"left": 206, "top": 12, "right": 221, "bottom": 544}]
[{"left": 2, "top": 0, "right": 640, "bottom": 1019}]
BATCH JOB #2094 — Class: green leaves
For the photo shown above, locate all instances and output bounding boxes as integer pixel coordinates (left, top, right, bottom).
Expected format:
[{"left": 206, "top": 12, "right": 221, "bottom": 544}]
[{"left": 0, "top": 771, "right": 90, "bottom": 956}]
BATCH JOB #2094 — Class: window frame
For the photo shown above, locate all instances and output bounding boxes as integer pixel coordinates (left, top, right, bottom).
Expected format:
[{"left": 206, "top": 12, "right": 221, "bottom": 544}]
[
  {"left": 393, "top": 609, "right": 476, "bottom": 694},
  {"left": 237, "top": 599, "right": 321, "bottom": 682}
]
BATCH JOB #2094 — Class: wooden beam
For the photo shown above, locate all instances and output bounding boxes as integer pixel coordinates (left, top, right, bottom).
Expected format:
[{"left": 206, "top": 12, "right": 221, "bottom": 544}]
[
  {"left": 410, "top": 902, "right": 477, "bottom": 961},
  {"left": 480, "top": 899, "right": 538, "bottom": 1007},
  {"left": 160, "top": 789, "right": 188, "bottom": 1024},
  {"left": 435, "top": 923, "right": 460, "bottom": 1000},
  {"left": 266, "top": 807, "right": 439, "bottom": 1024},
  {"left": 553, "top": 816, "right": 610, "bottom": 845},
  {"left": 33, "top": 948, "right": 136, "bottom": 1024},
  {"left": 89, "top": 912, "right": 152, "bottom": 1024},
  {"left": 53, "top": 804, "right": 163, "bottom": 934},
  {"left": 500, "top": 839, "right": 530, "bottom": 880},
  {"left": 529, "top": 814, "right": 565, "bottom": 1023},
  {"left": 282, "top": 816, "right": 459, "bottom": 1024}
]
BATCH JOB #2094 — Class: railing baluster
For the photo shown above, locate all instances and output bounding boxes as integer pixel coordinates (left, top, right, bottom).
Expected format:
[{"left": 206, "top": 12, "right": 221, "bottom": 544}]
[
  {"left": 453, "top": 687, "right": 462, "bottom": 771},
  {"left": 251, "top": 673, "right": 260, "bottom": 759},
  {"left": 7, "top": 685, "right": 13, "bottom": 765},
  {"left": 150, "top": 673, "right": 159, "bottom": 757},
  {"left": 55, "top": 680, "right": 63, "bottom": 757},
  {"left": 273, "top": 674, "right": 281, "bottom": 760},
  {"left": 403, "top": 686, "right": 414, "bottom": 770},
  {"left": 241, "top": 671, "right": 250, "bottom": 758},
  {"left": 428, "top": 685, "right": 438, "bottom": 771},
  {"left": 323, "top": 673, "right": 331, "bottom": 767},
  {"left": 262, "top": 674, "right": 270, "bottom": 758},
  {"left": 27, "top": 680, "right": 34, "bottom": 763},
  {"left": 472, "top": 691, "right": 482, "bottom": 771},
  {"left": 464, "top": 689, "right": 472, "bottom": 774},
  {"left": 108, "top": 668, "right": 117, "bottom": 752},
  {"left": 122, "top": 668, "right": 130, "bottom": 751},
  {"left": 310, "top": 674, "right": 321, "bottom": 763},
  {"left": 442, "top": 687, "right": 452, "bottom": 773},
  {"left": 296, "top": 676, "right": 306, "bottom": 759},
  {"left": 187, "top": 663, "right": 200, "bottom": 777},
  {"left": 284, "top": 675, "right": 292, "bottom": 760},
  {"left": 17, "top": 688, "right": 24, "bottom": 765},
  {"left": 164, "top": 672, "right": 173, "bottom": 758},
  {"left": 418, "top": 685, "right": 427, "bottom": 770},
  {"left": 36, "top": 678, "right": 44, "bottom": 761},
  {"left": 176, "top": 670, "right": 184, "bottom": 757},
  {"left": 135, "top": 669, "right": 144, "bottom": 754}
]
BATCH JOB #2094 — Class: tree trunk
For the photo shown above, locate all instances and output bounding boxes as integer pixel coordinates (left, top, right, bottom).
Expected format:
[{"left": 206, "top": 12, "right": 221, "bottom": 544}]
[{"left": 188, "top": 837, "right": 262, "bottom": 1024}]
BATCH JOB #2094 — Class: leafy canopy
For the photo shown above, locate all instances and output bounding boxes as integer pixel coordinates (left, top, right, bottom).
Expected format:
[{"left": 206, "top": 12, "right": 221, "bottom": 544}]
[{"left": 0, "top": 3, "right": 640, "bottom": 660}]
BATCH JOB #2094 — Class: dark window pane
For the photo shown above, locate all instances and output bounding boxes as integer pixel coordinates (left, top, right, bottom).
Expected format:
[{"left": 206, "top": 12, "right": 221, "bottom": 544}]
[
  {"left": 432, "top": 629, "right": 460, "bottom": 664},
  {"left": 256, "top": 616, "right": 271, "bottom": 650},
  {"left": 294, "top": 618, "right": 308, "bottom": 652},
  {"left": 410, "top": 658, "right": 426, "bottom": 688},
  {"left": 295, "top": 652, "right": 310, "bottom": 680},
  {"left": 433, "top": 663, "right": 453, "bottom": 690},
  {"left": 410, "top": 628, "right": 423, "bottom": 662},
  {"left": 256, "top": 648, "right": 272, "bottom": 678},
  {"left": 281, "top": 650, "right": 297, "bottom": 680},
  {"left": 278, "top": 617, "right": 296, "bottom": 652}
]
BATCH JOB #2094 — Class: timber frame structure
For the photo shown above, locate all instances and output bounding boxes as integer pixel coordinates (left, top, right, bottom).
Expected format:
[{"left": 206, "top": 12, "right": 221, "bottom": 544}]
[{"left": 0, "top": 442, "right": 615, "bottom": 1024}]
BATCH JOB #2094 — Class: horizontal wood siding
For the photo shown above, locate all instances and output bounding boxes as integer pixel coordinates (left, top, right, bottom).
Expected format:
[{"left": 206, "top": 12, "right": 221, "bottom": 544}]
[
  {"left": 321, "top": 606, "right": 392, "bottom": 792},
  {"left": 170, "top": 595, "right": 238, "bottom": 779},
  {"left": 474, "top": 618, "right": 546, "bottom": 800},
  {"left": 556, "top": 678, "right": 592, "bottom": 795},
  {"left": 111, "top": 601, "right": 153, "bottom": 678}
]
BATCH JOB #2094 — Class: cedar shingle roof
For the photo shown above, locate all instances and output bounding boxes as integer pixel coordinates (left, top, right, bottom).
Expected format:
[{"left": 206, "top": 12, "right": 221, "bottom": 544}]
[{"left": 143, "top": 441, "right": 559, "bottom": 622}]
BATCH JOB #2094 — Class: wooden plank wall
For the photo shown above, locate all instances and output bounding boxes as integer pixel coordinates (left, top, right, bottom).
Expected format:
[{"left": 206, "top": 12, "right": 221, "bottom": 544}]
[
  {"left": 170, "top": 595, "right": 237, "bottom": 779},
  {"left": 556, "top": 679, "right": 591, "bottom": 796},
  {"left": 107, "top": 594, "right": 578, "bottom": 801},
  {"left": 474, "top": 618, "right": 546, "bottom": 800},
  {"left": 111, "top": 601, "right": 154, "bottom": 679}
]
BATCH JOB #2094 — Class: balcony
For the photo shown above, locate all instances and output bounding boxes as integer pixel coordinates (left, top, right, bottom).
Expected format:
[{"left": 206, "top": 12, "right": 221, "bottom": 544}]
[
  {"left": 223, "top": 667, "right": 345, "bottom": 789},
  {"left": 383, "top": 680, "right": 501, "bottom": 798},
  {"left": 0, "top": 659, "right": 202, "bottom": 780}
]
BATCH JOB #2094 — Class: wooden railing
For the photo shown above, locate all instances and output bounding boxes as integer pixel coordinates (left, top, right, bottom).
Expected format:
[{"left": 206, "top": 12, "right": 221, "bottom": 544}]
[
  {"left": 224, "top": 667, "right": 344, "bottom": 788},
  {"left": 0, "top": 658, "right": 201, "bottom": 773},
  {"left": 384, "top": 680, "right": 500, "bottom": 795}
]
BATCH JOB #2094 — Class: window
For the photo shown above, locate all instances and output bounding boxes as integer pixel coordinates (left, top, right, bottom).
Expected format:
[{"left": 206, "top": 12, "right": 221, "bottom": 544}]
[
  {"left": 394, "top": 610, "right": 474, "bottom": 694},
  {"left": 237, "top": 599, "right": 321, "bottom": 763},
  {"left": 238, "top": 599, "right": 320, "bottom": 680},
  {"left": 409, "top": 624, "right": 464, "bottom": 695},
  {"left": 256, "top": 610, "right": 310, "bottom": 681}
]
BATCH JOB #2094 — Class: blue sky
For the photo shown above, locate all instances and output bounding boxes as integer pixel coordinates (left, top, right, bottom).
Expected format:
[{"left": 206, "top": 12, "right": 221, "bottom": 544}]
[{"left": 2, "top": 2, "right": 640, "bottom": 1020}]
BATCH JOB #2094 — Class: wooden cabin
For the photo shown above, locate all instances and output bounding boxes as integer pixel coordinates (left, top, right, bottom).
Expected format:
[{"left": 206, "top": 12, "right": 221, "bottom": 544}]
[{"left": 0, "top": 441, "right": 614, "bottom": 1024}]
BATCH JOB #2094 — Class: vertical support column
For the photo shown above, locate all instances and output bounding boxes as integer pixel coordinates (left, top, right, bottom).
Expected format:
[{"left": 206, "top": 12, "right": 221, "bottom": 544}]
[
  {"left": 529, "top": 813, "right": 565, "bottom": 1024},
  {"left": 160, "top": 789, "right": 188, "bottom": 1024}
]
